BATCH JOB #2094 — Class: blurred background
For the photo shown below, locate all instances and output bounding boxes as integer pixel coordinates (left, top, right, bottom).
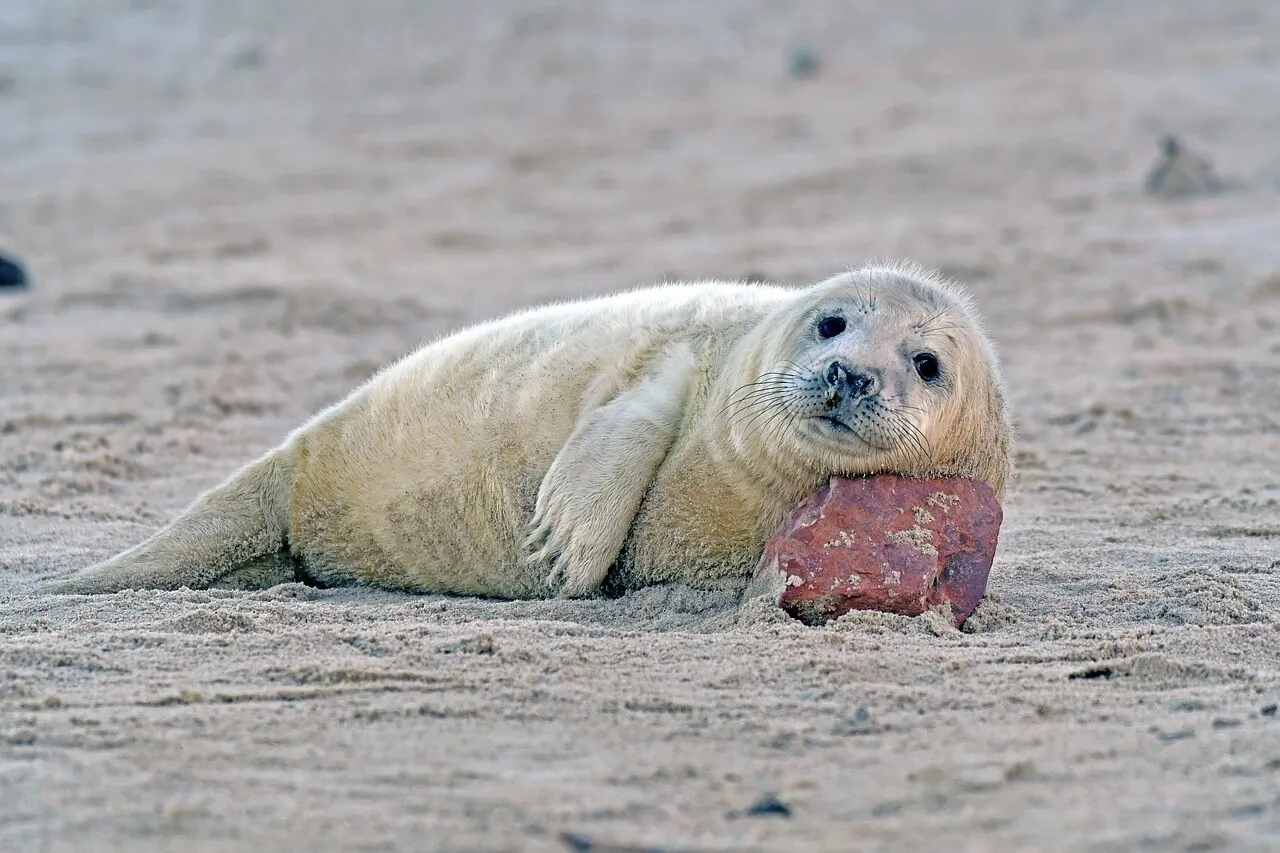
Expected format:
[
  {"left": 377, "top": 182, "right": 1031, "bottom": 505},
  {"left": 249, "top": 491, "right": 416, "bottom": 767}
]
[{"left": 3, "top": 1, "right": 1278, "bottom": 302}]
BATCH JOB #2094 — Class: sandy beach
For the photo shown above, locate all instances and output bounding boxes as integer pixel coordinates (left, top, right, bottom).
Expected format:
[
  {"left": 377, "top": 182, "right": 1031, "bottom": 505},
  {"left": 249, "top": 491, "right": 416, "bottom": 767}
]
[{"left": 2, "top": 1, "right": 1279, "bottom": 850}]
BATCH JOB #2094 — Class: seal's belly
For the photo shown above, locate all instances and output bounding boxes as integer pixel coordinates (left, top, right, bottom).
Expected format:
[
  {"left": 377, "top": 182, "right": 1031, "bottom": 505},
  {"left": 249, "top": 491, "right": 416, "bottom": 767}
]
[
  {"left": 615, "top": 452, "right": 791, "bottom": 592},
  {"left": 618, "top": 503, "right": 771, "bottom": 593},
  {"left": 284, "top": 386, "right": 560, "bottom": 598}
]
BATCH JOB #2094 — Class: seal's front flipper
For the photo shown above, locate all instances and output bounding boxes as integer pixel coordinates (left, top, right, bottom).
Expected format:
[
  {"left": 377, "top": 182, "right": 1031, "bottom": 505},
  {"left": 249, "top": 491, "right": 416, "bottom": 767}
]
[{"left": 525, "top": 345, "right": 694, "bottom": 597}]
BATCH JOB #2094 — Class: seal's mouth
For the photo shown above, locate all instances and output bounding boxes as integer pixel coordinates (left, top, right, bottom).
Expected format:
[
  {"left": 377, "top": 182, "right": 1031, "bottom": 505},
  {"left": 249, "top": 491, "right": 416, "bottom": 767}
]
[
  {"left": 811, "top": 414, "right": 895, "bottom": 453},
  {"left": 817, "top": 415, "right": 853, "bottom": 434}
]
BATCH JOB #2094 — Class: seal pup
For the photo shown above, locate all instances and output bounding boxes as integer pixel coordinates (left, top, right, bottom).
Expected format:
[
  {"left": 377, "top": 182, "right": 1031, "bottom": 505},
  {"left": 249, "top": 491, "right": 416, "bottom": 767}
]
[{"left": 43, "top": 262, "right": 1013, "bottom": 598}]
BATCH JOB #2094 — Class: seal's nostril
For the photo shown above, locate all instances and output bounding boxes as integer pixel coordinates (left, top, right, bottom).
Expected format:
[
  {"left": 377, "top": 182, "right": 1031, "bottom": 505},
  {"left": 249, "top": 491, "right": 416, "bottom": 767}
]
[
  {"left": 848, "top": 372, "right": 875, "bottom": 397},
  {"left": 826, "top": 362, "right": 876, "bottom": 398}
]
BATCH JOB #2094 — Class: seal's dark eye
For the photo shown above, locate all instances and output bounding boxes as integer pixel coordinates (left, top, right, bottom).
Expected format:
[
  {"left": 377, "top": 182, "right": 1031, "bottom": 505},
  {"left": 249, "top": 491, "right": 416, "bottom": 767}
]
[
  {"left": 914, "top": 353, "right": 940, "bottom": 382},
  {"left": 817, "top": 316, "right": 846, "bottom": 339}
]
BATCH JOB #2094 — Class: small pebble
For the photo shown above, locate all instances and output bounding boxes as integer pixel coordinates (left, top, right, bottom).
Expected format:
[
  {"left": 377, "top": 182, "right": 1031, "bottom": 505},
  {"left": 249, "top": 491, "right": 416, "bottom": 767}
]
[
  {"left": 742, "top": 792, "right": 792, "bottom": 818},
  {"left": 227, "top": 42, "right": 267, "bottom": 70},
  {"left": 788, "top": 45, "right": 820, "bottom": 79},
  {"left": 1156, "top": 728, "right": 1195, "bottom": 743},
  {"left": 1144, "top": 135, "right": 1223, "bottom": 198},
  {"left": 0, "top": 253, "right": 27, "bottom": 289},
  {"left": 833, "top": 706, "right": 875, "bottom": 735},
  {"left": 558, "top": 831, "right": 683, "bottom": 853}
]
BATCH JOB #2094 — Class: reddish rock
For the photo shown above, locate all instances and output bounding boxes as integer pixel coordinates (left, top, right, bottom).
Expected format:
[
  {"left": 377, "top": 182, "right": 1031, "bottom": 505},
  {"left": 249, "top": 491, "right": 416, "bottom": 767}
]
[{"left": 754, "top": 475, "right": 1003, "bottom": 629}]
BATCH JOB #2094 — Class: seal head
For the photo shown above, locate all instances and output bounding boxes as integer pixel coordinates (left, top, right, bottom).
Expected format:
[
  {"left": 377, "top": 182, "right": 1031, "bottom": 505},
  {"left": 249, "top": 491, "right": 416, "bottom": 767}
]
[{"left": 723, "top": 264, "right": 1011, "bottom": 499}]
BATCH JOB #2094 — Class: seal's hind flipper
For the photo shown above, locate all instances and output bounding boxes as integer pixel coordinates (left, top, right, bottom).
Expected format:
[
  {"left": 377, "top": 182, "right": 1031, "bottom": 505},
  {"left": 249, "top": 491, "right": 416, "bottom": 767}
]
[
  {"left": 208, "top": 550, "right": 303, "bottom": 591},
  {"left": 42, "top": 449, "right": 294, "bottom": 594}
]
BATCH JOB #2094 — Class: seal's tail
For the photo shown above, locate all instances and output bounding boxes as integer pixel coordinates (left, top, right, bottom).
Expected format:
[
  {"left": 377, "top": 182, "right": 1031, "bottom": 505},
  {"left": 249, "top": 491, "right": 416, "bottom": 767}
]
[{"left": 42, "top": 448, "right": 295, "bottom": 594}]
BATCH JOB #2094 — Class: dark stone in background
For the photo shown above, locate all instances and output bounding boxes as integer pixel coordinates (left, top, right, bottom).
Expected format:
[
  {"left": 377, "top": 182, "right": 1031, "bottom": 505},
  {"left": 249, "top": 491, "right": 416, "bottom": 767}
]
[{"left": 0, "top": 254, "right": 28, "bottom": 289}]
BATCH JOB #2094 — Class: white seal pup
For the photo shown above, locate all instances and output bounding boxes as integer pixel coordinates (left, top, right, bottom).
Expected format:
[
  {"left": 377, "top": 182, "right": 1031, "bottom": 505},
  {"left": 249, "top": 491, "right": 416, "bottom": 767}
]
[{"left": 44, "top": 262, "right": 1013, "bottom": 598}]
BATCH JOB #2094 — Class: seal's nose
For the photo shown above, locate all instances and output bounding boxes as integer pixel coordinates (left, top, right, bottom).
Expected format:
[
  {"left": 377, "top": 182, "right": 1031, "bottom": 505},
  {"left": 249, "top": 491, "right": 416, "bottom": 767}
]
[{"left": 824, "top": 362, "right": 877, "bottom": 403}]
